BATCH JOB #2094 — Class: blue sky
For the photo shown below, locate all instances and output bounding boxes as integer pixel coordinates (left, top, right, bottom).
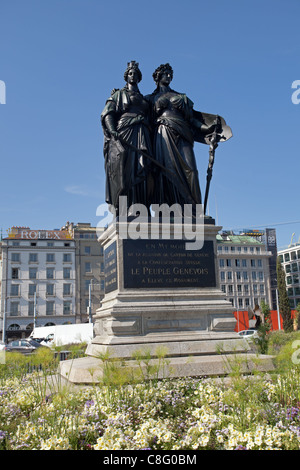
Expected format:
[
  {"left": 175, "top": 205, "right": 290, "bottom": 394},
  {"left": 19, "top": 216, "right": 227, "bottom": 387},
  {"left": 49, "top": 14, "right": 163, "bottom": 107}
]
[{"left": 0, "top": 0, "right": 300, "bottom": 249}]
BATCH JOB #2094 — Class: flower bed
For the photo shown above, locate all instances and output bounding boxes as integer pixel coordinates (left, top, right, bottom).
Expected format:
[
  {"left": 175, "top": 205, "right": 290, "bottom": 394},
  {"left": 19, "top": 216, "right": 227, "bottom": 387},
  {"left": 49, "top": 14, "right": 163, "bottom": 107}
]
[{"left": 1, "top": 347, "right": 300, "bottom": 450}]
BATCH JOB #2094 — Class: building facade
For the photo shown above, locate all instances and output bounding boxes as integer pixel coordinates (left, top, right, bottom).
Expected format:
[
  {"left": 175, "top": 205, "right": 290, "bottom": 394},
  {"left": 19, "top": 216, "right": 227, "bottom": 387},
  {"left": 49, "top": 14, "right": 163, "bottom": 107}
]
[
  {"left": 0, "top": 227, "right": 76, "bottom": 340},
  {"left": 216, "top": 231, "right": 274, "bottom": 311},
  {"left": 278, "top": 244, "right": 300, "bottom": 309},
  {"left": 62, "top": 222, "right": 105, "bottom": 323}
]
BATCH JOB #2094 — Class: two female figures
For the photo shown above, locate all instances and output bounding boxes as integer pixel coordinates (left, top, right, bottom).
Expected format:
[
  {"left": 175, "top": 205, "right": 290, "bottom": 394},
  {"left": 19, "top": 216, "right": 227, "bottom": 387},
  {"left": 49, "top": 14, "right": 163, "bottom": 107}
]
[{"left": 101, "top": 61, "right": 215, "bottom": 215}]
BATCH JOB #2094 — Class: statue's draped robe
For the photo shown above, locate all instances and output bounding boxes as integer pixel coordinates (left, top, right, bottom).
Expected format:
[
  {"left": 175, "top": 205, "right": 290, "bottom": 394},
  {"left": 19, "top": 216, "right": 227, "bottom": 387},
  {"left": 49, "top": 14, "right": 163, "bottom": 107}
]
[
  {"left": 101, "top": 88, "right": 152, "bottom": 211},
  {"left": 146, "top": 90, "right": 202, "bottom": 207}
]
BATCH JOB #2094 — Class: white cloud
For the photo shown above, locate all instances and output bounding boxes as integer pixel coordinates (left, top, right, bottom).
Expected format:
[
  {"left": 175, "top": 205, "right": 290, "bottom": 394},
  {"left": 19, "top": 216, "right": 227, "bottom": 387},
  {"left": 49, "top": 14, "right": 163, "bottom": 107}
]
[{"left": 64, "top": 185, "right": 102, "bottom": 198}]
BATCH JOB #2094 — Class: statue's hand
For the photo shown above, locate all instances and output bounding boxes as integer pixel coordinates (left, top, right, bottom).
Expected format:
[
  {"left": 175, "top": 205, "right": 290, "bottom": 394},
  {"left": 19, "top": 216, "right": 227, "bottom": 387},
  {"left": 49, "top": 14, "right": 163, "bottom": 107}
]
[{"left": 110, "top": 131, "right": 119, "bottom": 139}]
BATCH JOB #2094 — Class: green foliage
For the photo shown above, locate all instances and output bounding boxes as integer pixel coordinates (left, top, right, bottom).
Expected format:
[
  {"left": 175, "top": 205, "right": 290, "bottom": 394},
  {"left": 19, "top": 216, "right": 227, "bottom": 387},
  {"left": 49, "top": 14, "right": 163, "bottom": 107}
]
[{"left": 277, "top": 257, "right": 293, "bottom": 332}]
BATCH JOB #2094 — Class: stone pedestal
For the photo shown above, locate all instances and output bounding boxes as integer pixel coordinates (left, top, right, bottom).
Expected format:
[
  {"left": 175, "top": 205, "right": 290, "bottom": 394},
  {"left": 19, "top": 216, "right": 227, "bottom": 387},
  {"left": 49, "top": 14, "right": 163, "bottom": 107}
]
[{"left": 60, "top": 218, "right": 274, "bottom": 384}]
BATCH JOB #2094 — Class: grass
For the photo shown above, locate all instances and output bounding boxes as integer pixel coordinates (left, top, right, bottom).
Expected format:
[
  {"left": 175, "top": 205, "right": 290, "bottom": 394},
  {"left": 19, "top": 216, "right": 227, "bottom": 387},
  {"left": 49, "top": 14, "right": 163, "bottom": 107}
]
[{"left": 1, "top": 332, "right": 300, "bottom": 450}]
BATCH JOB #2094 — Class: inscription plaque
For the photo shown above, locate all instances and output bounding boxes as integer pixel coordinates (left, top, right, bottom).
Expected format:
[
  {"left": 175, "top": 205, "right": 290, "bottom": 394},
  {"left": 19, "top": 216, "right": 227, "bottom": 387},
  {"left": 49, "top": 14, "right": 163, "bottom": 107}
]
[
  {"left": 123, "top": 239, "right": 216, "bottom": 289},
  {"left": 104, "top": 241, "right": 118, "bottom": 293}
]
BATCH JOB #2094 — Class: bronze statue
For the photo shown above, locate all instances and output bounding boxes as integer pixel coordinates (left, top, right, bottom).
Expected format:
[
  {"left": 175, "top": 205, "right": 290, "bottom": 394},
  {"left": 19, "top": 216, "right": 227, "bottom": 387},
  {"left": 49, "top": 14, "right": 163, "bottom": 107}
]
[
  {"left": 101, "top": 62, "right": 232, "bottom": 215},
  {"left": 146, "top": 63, "right": 232, "bottom": 211},
  {"left": 101, "top": 61, "right": 153, "bottom": 215}
]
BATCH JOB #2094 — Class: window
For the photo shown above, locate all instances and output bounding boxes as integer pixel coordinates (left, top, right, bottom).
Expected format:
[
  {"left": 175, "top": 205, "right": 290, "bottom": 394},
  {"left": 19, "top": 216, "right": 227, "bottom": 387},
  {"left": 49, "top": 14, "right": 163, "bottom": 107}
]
[
  {"left": 243, "top": 271, "right": 248, "bottom": 280},
  {"left": 286, "top": 265, "right": 291, "bottom": 274},
  {"left": 12, "top": 268, "right": 19, "bottom": 279},
  {"left": 46, "top": 284, "right": 54, "bottom": 296},
  {"left": 11, "top": 253, "right": 20, "bottom": 262},
  {"left": 28, "top": 302, "right": 34, "bottom": 316},
  {"left": 47, "top": 242, "right": 54, "bottom": 247},
  {"left": 291, "top": 251, "right": 297, "bottom": 260},
  {"left": 228, "top": 285, "right": 233, "bottom": 294},
  {"left": 258, "top": 272, "right": 264, "bottom": 281},
  {"left": 236, "top": 271, "right": 241, "bottom": 280},
  {"left": 237, "top": 285, "right": 242, "bottom": 293},
  {"left": 292, "top": 263, "right": 298, "bottom": 272},
  {"left": 221, "top": 285, "right": 226, "bottom": 293},
  {"left": 84, "top": 246, "right": 91, "bottom": 255},
  {"left": 252, "top": 271, "right": 257, "bottom": 281},
  {"left": 289, "top": 298, "right": 296, "bottom": 308},
  {"left": 85, "top": 262, "right": 91, "bottom": 273},
  {"left": 63, "top": 301, "right": 71, "bottom": 315},
  {"left": 46, "top": 268, "right": 54, "bottom": 279},
  {"left": 63, "top": 253, "right": 71, "bottom": 262},
  {"left": 260, "top": 284, "right": 265, "bottom": 294},
  {"left": 29, "top": 253, "right": 38, "bottom": 263},
  {"left": 235, "top": 259, "right": 240, "bottom": 267},
  {"left": 28, "top": 284, "right": 36, "bottom": 296},
  {"left": 242, "top": 259, "right": 247, "bottom": 267},
  {"left": 257, "top": 259, "right": 262, "bottom": 267},
  {"left": 46, "top": 301, "right": 55, "bottom": 315},
  {"left": 10, "top": 284, "right": 20, "bottom": 296},
  {"left": 220, "top": 272, "right": 225, "bottom": 281},
  {"left": 244, "top": 285, "right": 249, "bottom": 294},
  {"left": 63, "top": 283, "right": 71, "bottom": 296},
  {"left": 245, "top": 298, "right": 250, "bottom": 307},
  {"left": 219, "top": 259, "right": 225, "bottom": 268},
  {"left": 285, "top": 253, "right": 290, "bottom": 262},
  {"left": 238, "top": 298, "right": 243, "bottom": 308},
  {"left": 29, "top": 267, "right": 37, "bottom": 279},
  {"left": 227, "top": 272, "right": 232, "bottom": 281},
  {"left": 10, "top": 302, "right": 19, "bottom": 316},
  {"left": 295, "top": 287, "right": 300, "bottom": 296},
  {"left": 63, "top": 267, "right": 71, "bottom": 279},
  {"left": 253, "top": 284, "right": 258, "bottom": 294},
  {"left": 46, "top": 253, "right": 55, "bottom": 262},
  {"left": 226, "top": 259, "right": 231, "bottom": 267},
  {"left": 251, "top": 259, "right": 256, "bottom": 267}
]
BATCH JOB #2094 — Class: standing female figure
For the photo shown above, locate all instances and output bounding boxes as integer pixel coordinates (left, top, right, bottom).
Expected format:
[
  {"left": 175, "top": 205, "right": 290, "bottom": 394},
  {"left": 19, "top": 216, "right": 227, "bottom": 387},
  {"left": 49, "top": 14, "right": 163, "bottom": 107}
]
[
  {"left": 147, "top": 63, "right": 213, "bottom": 209},
  {"left": 101, "top": 61, "right": 152, "bottom": 215}
]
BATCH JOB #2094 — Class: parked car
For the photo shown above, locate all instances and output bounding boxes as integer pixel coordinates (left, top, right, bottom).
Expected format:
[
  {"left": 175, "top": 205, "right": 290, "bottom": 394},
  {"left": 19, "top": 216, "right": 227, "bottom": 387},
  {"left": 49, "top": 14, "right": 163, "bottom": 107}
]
[
  {"left": 237, "top": 329, "right": 258, "bottom": 339},
  {"left": 5, "top": 339, "right": 44, "bottom": 354}
]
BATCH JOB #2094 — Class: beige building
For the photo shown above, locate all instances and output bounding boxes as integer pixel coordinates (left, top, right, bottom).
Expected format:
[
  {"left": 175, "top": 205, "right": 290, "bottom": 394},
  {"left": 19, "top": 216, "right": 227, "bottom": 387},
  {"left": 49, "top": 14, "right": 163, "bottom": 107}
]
[
  {"left": 63, "top": 222, "right": 105, "bottom": 323},
  {"left": 216, "top": 231, "right": 274, "bottom": 311},
  {"left": 0, "top": 227, "right": 76, "bottom": 341}
]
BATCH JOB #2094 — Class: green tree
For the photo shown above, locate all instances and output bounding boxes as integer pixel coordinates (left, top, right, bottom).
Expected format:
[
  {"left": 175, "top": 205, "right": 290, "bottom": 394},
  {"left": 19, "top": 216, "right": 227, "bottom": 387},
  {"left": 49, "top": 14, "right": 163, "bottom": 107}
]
[{"left": 276, "top": 256, "right": 293, "bottom": 332}]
